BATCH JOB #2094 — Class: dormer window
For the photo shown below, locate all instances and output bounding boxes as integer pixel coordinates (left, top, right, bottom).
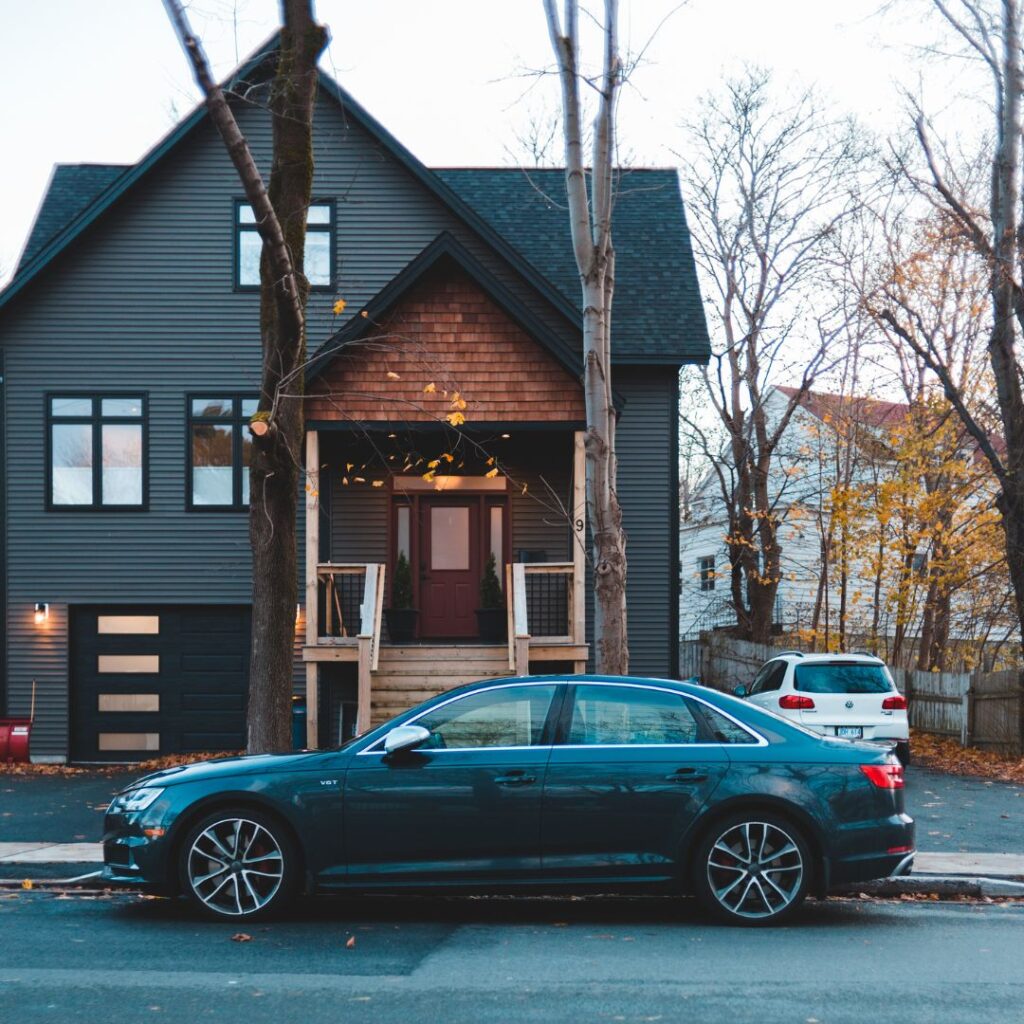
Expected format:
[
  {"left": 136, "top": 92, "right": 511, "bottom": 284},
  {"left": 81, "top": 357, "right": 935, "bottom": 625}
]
[{"left": 235, "top": 201, "right": 334, "bottom": 289}]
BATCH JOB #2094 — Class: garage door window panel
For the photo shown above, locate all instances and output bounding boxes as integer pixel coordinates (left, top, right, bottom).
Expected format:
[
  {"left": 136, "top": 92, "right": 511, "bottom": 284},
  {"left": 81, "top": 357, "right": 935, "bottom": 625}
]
[{"left": 48, "top": 395, "right": 146, "bottom": 509}]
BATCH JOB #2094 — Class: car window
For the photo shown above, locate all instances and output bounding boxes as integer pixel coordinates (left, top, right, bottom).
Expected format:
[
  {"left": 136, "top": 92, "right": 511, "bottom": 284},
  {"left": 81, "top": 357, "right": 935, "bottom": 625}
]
[
  {"left": 794, "top": 663, "right": 893, "bottom": 694},
  {"left": 762, "top": 663, "right": 788, "bottom": 692},
  {"left": 568, "top": 685, "right": 700, "bottom": 745},
  {"left": 413, "top": 684, "right": 558, "bottom": 749},
  {"left": 749, "top": 662, "right": 785, "bottom": 695},
  {"left": 688, "top": 700, "right": 760, "bottom": 744}
]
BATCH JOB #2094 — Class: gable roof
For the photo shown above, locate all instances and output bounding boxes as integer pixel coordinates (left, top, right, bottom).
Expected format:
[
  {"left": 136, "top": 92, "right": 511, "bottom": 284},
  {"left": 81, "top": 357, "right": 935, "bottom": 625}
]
[
  {"left": 774, "top": 385, "right": 909, "bottom": 432},
  {"left": 2, "top": 36, "right": 709, "bottom": 367},
  {"left": 435, "top": 168, "right": 708, "bottom": 363}
]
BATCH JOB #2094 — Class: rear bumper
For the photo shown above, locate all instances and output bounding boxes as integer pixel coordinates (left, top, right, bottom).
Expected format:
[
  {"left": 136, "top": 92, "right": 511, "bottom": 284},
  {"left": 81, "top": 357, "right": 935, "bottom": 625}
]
[{"left": 827, "top": 814, "right": 916, "bottom": 888}]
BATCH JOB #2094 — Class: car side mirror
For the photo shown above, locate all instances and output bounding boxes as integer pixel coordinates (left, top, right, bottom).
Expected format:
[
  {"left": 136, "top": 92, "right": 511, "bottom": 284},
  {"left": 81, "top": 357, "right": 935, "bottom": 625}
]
[
  {"left": 733, "top": 685, "right": 748, "bottom": 698},
  {"left": 383, "top": 724, "right": 431, "bottom": 757}
]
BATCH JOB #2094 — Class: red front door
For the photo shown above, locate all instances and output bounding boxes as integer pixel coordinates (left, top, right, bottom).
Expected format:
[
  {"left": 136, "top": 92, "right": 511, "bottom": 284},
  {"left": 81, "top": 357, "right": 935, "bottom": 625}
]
[{"left": 419, "top": 500, "right": 480, "bottom": 638}]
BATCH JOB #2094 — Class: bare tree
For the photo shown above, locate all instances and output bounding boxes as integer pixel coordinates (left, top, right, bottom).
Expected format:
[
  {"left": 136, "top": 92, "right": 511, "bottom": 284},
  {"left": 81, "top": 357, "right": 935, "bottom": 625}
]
[
  {"left": 879, "top": 0, "right": 1024, "bottom": 655},
  {"left": 679, "top": 69, "right": 866, "bottom": 643},
  {"left": 164, "top": 0, "right": 328, "bottom": 752},
  {"left": 543, "top": 0, "right": 628, "bottom": 673}
]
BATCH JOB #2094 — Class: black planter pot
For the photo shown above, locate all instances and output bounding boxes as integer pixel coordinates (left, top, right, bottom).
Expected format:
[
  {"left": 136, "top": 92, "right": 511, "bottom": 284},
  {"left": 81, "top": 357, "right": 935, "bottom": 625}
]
[
  {"left": 385, "top": 608, "right": 418, "bottom": 643},
  {"left": 476, "top": 608, "right": 507, "bottom": 644}
]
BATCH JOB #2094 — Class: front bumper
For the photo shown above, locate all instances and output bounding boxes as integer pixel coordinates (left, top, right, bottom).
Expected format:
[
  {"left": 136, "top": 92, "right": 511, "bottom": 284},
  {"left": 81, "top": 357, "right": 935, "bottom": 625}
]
[{"left": 102, "top": 810, "right": 176, "bottom": 893}]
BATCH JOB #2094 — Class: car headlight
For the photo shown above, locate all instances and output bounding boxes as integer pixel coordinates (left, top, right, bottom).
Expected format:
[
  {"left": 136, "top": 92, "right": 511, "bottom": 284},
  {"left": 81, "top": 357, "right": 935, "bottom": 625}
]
[{"left": 114, "top": 787, "right": 165, "bottom": 813}]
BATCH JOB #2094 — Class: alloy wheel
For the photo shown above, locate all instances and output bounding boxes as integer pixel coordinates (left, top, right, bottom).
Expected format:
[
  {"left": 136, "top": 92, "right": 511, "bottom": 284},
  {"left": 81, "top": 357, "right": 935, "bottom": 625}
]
[
  {"left": 705, "top": 820, "right": 804, "bottom": 920},
  {"left": 186, "top": 817, "right": 285, "bottom": 917}
]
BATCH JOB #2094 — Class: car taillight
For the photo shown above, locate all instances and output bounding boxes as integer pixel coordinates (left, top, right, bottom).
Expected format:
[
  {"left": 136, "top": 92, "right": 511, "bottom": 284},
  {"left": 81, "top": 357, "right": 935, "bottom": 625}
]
[
  {"left": 779, "top": 694, "right": 815, "bottom": 710},
  {"left": 860, "top": 763, "right": 905, "bottom": 789},
  {"left": 882, "top": 695, "right": 907, "bottom": 710}
]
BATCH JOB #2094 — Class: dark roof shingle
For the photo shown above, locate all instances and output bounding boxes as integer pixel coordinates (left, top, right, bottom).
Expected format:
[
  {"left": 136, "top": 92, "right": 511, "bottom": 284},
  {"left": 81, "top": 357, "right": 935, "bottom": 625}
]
[
  {"left": 18, "top": 164, "right": 128, "bottom": 270},
  {"left": 434, "top": 167, "right": 709, "bottom": 362}
]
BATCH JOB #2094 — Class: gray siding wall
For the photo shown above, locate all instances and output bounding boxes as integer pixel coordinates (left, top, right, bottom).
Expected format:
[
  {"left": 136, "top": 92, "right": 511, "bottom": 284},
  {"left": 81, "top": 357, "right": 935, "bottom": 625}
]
[{"left": 610, "top": 366, "right": 681, "bottom": 677}]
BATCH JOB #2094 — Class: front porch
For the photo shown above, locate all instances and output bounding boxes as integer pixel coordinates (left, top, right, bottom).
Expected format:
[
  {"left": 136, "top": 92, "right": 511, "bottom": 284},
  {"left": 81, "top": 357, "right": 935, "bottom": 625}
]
[{"left": 300, "top": 428, "right": 589, "bottom": 746}]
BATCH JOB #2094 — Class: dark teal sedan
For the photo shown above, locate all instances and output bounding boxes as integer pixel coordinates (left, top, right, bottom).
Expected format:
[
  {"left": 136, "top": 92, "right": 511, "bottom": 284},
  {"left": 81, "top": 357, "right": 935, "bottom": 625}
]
[{"left": 102, "top": 675, "right": 914, "bottom": 925}]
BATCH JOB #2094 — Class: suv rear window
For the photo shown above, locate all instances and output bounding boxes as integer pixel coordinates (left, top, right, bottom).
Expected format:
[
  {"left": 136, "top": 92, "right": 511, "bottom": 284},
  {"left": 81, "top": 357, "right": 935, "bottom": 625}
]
[{"left": 794, "top": 663, "right": 893, "bottom": 694}]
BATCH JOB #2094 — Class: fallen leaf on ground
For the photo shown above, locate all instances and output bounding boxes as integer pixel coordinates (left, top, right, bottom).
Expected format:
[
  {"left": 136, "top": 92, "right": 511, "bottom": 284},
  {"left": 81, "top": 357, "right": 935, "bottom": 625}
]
[
  {"left": 21, "top": 879, "right": 32, "bottom": 890},
  {"left": 231, "top": 933, "right": 252, "bottom": 943},
  {"left": 345, "top": 936, "right": 357, "bottom": 949},
  {"left": 911, "top": 730, "right": 1024, "bottom": 784}
]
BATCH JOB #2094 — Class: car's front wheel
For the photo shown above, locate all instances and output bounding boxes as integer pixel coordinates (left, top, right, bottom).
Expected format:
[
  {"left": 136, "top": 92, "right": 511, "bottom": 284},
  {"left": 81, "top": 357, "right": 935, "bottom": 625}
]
[
  {"left": 693, "top": 812, "right": 811, "bottom": 926},
  {"left": 178, "top": 808, "right": 298, "bottom": 921}
]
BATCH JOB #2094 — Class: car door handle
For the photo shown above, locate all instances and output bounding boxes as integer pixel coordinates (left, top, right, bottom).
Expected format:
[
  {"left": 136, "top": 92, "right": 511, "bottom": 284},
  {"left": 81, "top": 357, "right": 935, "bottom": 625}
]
[
  {"left": 494, "top": 771, "right": 537, "bottom": 787},
  {"left": 666, "top": 768, "right": 708, "bottom": 783}
]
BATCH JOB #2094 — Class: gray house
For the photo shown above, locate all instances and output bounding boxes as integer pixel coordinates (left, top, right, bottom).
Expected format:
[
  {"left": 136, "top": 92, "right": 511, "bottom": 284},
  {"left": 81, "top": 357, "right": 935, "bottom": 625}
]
[{"left": 0, "top": 44, "right": 709, "bottom": 762}]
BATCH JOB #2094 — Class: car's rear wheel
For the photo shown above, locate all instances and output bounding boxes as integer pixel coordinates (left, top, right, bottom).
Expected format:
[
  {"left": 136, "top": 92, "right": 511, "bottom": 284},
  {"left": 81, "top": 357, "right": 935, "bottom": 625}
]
[
  {"left": 178, "top": 808, "right": 298, "bottom": 921},
  {"left": 693, "top": 812, "right": 811, "bottom": 926}
]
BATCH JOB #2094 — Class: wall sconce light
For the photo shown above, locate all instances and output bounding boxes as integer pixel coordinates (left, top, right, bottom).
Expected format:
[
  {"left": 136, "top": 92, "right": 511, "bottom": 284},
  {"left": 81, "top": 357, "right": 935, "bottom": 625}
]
[{"left": 34, "top": 603, "right": 49, "bottom": 625}]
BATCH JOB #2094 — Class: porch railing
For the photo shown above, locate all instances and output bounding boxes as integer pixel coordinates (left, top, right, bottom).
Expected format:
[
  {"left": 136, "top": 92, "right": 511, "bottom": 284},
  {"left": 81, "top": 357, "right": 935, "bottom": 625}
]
[
  {"left": 507, "top": 561, "right": 580, "bottom": 673},
  {"left": 314, "top": 563, "right": 385, "bottom": 734}
]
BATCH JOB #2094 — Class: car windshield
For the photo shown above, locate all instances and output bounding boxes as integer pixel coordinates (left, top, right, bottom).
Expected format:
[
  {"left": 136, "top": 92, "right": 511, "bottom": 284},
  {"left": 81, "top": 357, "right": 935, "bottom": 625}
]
[{"left": 794, "top": 663, "right": 893, "bottom": 694}]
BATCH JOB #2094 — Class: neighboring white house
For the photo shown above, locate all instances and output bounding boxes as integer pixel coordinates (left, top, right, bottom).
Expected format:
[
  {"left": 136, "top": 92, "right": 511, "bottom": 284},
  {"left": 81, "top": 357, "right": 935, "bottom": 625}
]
[{"left": 679, "top": 385, "right": 920, "bottom": 643}]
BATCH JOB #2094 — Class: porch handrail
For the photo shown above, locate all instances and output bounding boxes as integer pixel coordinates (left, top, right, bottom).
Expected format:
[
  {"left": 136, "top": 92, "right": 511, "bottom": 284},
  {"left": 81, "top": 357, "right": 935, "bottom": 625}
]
[
  {"left": 354, "top": 562, "right": 386, "bottom": 734},
  {"left": 507, "top": 561, "right": 578, "bottom": 673}
]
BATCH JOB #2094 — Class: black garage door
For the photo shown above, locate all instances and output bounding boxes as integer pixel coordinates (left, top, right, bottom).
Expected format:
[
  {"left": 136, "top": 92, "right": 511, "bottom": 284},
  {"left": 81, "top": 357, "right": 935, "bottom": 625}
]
[{"left": 70, "top": 605, "right": 250, "bottom": 762}]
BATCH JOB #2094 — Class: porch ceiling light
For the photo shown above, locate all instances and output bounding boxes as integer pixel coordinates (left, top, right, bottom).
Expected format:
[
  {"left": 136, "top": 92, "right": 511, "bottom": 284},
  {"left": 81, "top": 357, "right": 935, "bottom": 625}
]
[
  {"left": 34, "top": 603, "right": 49, "bottom": 625},
  {"left": 501, "top": 433, "right": 511, "bottom": 439}
]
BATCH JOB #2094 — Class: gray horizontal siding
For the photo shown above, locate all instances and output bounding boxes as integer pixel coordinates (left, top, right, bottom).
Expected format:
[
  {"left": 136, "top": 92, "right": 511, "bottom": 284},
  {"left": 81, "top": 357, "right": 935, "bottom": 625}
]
[{"left": 607, "top": 366, "right": 680, "bottom": 677}]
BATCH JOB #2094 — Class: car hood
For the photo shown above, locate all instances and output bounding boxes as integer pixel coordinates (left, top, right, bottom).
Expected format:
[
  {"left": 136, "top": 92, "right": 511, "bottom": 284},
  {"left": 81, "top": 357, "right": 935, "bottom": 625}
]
[{"left": 118, "top": 751, "right": 321, "bottom": 792}]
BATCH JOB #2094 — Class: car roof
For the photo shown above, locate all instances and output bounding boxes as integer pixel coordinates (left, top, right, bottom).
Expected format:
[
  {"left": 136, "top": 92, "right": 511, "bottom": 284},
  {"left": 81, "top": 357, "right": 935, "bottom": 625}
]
[{"left": 767, "top": 652, "right": 885, "bottom": 665}]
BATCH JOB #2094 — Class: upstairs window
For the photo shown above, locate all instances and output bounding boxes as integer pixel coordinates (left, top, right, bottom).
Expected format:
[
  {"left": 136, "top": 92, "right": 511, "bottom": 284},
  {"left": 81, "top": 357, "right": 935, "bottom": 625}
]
[
  {"left": 235, "top": 201, "right": 334, "bottom": 289},
  {"left": 188, "top": 396, "right": 259, "bottom": 510},
  {"left": 698, "top": 555, "right": 716, "bottom": 592},
  {"left": 48, "top": 395, "right": 146, "bottom": 509}
]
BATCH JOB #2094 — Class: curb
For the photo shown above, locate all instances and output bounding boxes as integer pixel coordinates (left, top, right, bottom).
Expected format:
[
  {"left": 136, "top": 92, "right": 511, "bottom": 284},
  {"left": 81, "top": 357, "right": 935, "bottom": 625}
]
[{"left": 832, "top": 875, "right": 1024, "bottom": 898}]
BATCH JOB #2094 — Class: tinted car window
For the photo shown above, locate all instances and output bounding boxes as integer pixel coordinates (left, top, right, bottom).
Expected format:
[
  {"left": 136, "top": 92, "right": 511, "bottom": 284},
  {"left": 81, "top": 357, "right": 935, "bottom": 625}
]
[
  {"left": 748, "top": 664, "right": 774, "bottom": 695},
  {"left": 762, "top": 663, "right": 788, "bottom": 692},
  {"left": 568, "top": 685, "right": 699, "bottom": 745},
  {"left": 689, "top": 700, "right": 760, "bottom": 744},
  {"left": 414, "top": 684, "right": 557, "bottom": 749},
  {"left": 794, "top": 663, "right": 893, "bottom": 694}
]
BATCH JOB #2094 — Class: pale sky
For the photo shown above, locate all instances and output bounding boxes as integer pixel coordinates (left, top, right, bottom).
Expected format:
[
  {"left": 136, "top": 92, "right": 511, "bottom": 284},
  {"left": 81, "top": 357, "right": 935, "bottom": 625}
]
[{"left": 0, "top": 0, "right": 950, "bottom": 278}]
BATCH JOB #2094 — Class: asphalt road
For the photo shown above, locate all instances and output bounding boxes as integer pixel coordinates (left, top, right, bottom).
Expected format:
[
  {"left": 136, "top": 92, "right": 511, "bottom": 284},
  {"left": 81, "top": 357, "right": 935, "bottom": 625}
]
[{"left": 0, "top": 891, "right": 1021, "bottom": 1023}]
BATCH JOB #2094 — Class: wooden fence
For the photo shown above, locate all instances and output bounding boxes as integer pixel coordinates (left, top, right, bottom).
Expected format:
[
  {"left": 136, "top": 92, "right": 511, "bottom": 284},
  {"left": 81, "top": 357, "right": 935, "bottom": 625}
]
[{"left": 681, "top": 634, "right": 1024, "bottom": 755}]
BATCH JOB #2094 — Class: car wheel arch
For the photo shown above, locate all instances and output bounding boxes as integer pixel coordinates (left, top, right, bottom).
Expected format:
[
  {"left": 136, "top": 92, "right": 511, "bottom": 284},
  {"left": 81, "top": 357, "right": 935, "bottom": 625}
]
[
  {"left": 679, "top": 796, "right": 827, "bottom": 895},
  {"left": 165, "top": 794, "right": 308, "bottom": 895}
]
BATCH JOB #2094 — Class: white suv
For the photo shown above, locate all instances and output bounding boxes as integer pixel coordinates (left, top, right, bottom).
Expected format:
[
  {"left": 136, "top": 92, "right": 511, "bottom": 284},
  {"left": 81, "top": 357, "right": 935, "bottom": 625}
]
[{"left": 735, "top": 652, "right": 910, "bottom": 764}]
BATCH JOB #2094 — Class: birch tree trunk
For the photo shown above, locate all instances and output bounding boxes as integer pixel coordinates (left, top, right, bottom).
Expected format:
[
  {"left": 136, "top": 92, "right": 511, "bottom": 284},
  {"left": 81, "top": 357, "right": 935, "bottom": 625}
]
[
  {"left": 164, "top": 0, "right": 328, "bottom": 752},
  {"left": 543, "top": 0, "right": 628, "bottom": 673}
]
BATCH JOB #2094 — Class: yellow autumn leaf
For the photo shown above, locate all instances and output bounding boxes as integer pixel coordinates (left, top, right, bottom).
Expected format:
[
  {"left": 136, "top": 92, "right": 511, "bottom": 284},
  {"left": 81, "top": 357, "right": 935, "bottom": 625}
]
[
  {"left": 427, "top": 459, "right": 441, "bottom": 470},
  {"left": 354, "top": 476, "right": 366, "bottom": 483},
  {"left": 21, "top": 879, "right": 32, "bottom": 890},
  {"left": 446, "top": 411, "right": 466, "bottom": 427},
  {"left": 485, "top": 467, "right": 499, "bottom": 479},
  {"left": 450, "top": 392, "right": 468, "bottom": 411},
  {"left": 332, "top": 298, "right": 347, "bottom": 315},
  {"left": 422, "top": 470, "right": 436, "bottom": 482},
  {"left": 486, "top": 456, "right": 495, "bottom": 466},
  {"left": 441, "top": 453, "right": 454, "bottom": 463},
  {"left": 360, "top": 310, "right": 369, "bottom": 318},
  {"left": 341, "top": 476, "right": 349, "bottom": 485},
  {"left": 423, "top": 382, "right": 437, "bottom": 394},
  {"left": 386, "top": 371, "right": 401, "bottom": 380},
  {"left": 371, "top": 480, "right": 384, "bottom": 488},
  {"left": 521, "top": 483, "right": 528, "bottom": 495},
  {"left": 346, "top": 462, "right": 354, "bottom": 472}
]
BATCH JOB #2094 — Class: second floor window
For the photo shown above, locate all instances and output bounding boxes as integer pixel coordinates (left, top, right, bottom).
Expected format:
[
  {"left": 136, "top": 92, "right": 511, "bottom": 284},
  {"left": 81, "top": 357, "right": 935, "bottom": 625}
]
[
  {"left": 235, "top": 201, "right": 334, "bottom": 288},
  {"left": 48, "top": 395, "right": 146, "bottom": 509},
  {"left": 188, "top": 396, "right": 259, "bottom": 510},
  {"left": 698, "top": 555, "right": 716, "bottom": 592}
]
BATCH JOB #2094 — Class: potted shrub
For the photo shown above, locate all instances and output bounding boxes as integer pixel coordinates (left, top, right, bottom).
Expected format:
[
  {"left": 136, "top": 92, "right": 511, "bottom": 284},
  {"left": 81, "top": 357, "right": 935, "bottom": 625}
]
[
  {"left": 385, "top": 552, "right": 417, "bottom": 642},
  {"left": 476, "top": 553, "right": 507, "bottom": 643}
]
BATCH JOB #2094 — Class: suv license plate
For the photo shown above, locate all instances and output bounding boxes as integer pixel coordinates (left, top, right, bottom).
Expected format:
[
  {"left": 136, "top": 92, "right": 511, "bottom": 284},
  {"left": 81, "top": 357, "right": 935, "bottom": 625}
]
[{"left": 837, "top": 726, "right": 863, "bottom": 739}]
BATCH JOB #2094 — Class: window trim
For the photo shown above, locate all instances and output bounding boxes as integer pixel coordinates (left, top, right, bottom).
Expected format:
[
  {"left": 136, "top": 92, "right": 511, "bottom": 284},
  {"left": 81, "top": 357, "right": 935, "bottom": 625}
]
[
  {"left": 355, "top": 680, "right": 766, "bottom": 754},
  {"left": 186, "top": 393, "right": 260, "bottom": 512},
  {"left": 233, "top": 198, "right": 336, "bottom": 292},
  {"left": 45, "top": 392, "right": 148, "bottom": 512}
]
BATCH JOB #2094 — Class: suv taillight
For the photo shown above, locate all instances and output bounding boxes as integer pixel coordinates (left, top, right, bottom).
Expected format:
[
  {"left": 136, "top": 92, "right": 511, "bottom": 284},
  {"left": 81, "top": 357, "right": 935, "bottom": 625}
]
[
  {"left": 860, "top": 763, "right": 905, "bottom": 789},
  {"left": 882, "top": 695, "right": 907, "bottom": 710},
  {"left": 779, "top": 694, "right": 815, "bottom": 710}
]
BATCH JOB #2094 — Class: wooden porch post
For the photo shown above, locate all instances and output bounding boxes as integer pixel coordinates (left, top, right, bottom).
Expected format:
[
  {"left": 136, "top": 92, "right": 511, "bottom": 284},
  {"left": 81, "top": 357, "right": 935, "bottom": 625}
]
[
  {"left": 572, "top": 430, "right": 587, "bottom": 673},
  {"left": 305, "top": 430, "right": 320, "bottom": 748}
]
